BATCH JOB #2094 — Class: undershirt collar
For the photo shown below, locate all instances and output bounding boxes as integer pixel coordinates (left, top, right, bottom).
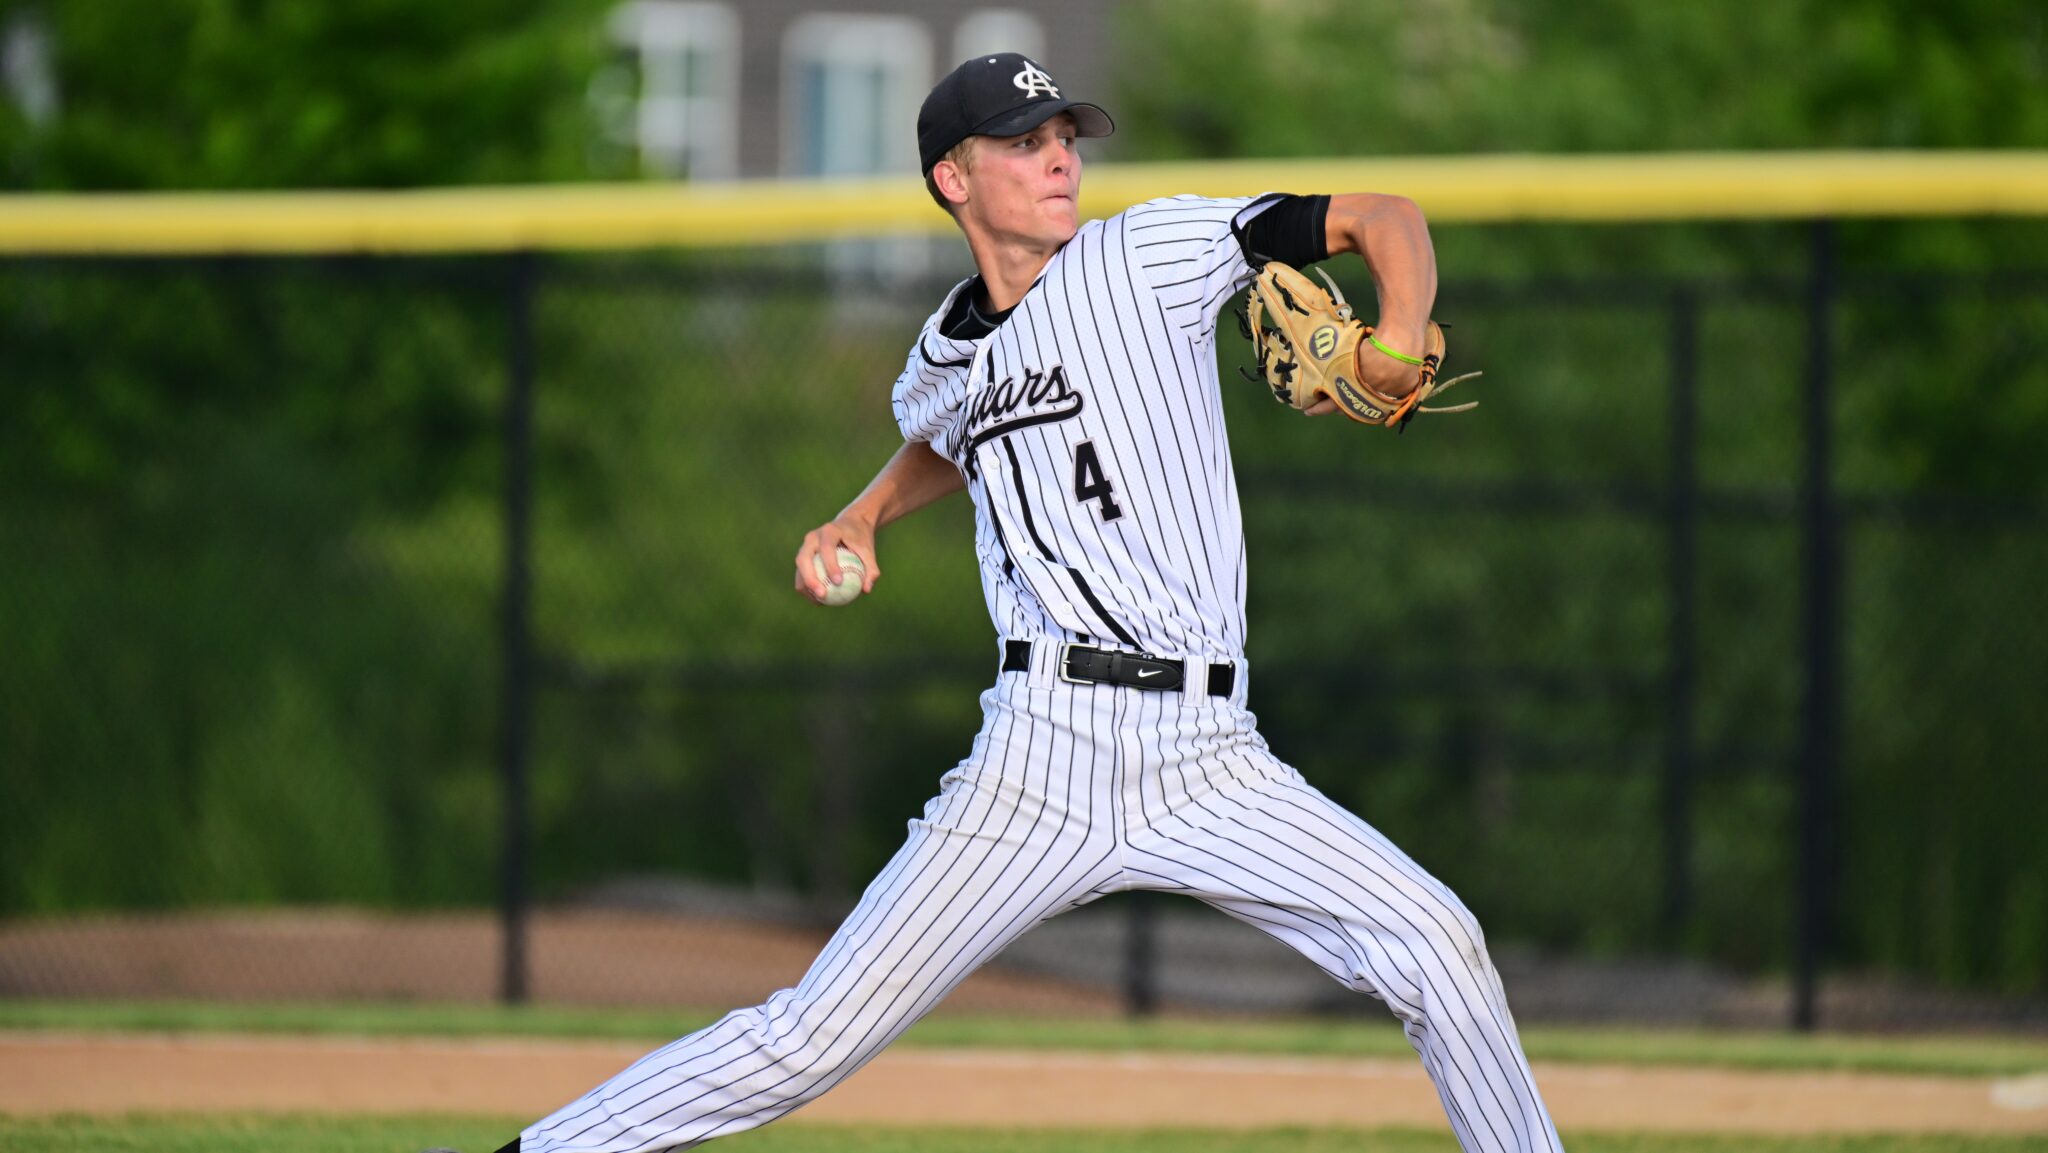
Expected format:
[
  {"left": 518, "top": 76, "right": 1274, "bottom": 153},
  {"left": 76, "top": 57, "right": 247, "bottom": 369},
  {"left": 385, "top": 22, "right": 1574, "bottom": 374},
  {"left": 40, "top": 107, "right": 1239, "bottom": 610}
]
[{"left": 939, "top": 276, "right": 1016, "bottom": 341}]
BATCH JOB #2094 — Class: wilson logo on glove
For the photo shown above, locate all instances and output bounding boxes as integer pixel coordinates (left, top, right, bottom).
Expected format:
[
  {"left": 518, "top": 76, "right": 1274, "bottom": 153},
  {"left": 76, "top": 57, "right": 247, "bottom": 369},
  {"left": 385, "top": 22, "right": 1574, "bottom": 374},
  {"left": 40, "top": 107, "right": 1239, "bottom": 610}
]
[{"left": 1333, "top": 377, "right": 1391, "bottom": 422}]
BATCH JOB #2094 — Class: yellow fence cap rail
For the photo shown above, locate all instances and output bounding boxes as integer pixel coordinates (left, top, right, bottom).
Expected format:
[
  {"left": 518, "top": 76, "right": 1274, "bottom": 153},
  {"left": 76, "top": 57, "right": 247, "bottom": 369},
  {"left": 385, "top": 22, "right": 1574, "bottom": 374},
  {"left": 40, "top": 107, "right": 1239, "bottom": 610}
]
[{"left": 2, "top": 151, "right": 2045, "bottom": 255}]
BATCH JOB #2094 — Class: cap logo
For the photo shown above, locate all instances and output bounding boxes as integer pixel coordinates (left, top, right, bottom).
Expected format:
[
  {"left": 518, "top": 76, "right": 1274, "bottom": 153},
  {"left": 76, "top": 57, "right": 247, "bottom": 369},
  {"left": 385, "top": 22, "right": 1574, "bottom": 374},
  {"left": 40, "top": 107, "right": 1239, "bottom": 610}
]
[{"left": 1013, "top": 62, "right": 1060, "bottom": 99}]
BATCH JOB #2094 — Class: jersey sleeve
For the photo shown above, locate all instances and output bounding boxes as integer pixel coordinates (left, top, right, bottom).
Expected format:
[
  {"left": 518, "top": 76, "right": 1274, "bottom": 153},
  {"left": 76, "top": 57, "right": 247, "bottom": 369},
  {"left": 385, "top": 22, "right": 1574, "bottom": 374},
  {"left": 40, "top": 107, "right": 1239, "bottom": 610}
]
[
  {"left": 1122, "top": 193, "right": 1292, "bottom": 340},
  {"left": 891, "top": 281, "right": 978, "bottom": 444}
]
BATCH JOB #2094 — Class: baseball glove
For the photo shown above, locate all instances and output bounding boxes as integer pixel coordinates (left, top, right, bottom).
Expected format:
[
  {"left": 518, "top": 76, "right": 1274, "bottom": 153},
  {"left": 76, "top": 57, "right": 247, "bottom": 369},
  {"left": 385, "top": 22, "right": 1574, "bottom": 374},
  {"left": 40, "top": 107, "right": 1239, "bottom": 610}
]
[{"left": 1237, "top": 261, "right": 1479, "bottom": 430}]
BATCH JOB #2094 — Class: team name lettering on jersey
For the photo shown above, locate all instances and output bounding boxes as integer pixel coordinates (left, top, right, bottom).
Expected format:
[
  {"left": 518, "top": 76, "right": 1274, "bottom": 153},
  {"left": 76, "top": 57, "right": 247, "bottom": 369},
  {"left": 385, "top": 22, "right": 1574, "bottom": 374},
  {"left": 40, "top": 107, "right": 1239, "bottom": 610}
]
[{"left": 957, "top": 363, "right": 1084, "bottom": 465}]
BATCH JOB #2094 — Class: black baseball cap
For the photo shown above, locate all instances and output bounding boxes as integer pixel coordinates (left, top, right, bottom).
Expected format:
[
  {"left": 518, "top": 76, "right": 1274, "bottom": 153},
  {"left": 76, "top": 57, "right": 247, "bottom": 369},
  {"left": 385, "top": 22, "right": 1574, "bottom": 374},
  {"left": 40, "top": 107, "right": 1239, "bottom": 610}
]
[{"left": 917, "top": 53, "right": 1114, "bottom": 175}]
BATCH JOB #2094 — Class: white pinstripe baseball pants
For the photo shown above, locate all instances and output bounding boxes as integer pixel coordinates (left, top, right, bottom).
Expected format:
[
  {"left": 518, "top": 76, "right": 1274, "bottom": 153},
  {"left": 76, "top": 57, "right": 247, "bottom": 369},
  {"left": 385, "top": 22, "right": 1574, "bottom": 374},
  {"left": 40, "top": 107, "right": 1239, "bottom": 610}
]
[{"left": 523, "top": 648, "right": 1565, "bottom": 1153}]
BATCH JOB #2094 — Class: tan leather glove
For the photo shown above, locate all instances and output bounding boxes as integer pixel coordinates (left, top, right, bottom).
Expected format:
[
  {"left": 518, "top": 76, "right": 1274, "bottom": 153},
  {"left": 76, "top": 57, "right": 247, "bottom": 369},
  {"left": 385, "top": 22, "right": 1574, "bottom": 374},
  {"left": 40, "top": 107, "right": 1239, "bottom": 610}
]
[{"left": 1239, "top": 261, "right": 1480, "bottom": 431}]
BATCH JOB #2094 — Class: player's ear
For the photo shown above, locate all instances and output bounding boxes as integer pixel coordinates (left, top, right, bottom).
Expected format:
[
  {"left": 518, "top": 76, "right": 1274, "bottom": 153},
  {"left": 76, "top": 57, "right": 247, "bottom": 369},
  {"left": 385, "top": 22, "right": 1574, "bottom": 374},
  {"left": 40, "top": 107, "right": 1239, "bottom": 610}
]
[{"left": 931, "top": 158, "right": 971, "bottom": 211}]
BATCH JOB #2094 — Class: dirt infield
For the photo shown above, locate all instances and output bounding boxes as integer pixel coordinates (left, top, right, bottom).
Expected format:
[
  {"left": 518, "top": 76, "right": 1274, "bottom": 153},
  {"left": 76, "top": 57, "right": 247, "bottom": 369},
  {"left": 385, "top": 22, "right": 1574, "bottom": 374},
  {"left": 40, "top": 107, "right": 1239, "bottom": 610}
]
[
  {"left": 6, "top": 1031, "right": 2047, "bottom": 1134},
  {"left": 0, "top": 909, "right": 1117, "bottom": 1015},
  {"left": 7, "top": 910, "right": 2048, "bottom": 1136}
]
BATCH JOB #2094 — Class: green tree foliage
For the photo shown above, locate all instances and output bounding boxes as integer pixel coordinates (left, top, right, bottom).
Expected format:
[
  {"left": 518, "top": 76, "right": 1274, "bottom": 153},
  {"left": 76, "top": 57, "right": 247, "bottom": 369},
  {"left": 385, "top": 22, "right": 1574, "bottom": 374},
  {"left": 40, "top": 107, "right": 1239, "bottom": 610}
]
[
  {"left": 0, "top": 0, "right": 603, "bottom": 504},
  {"left": 1, "top": 0, "right": 597, "bottom": 190},
  {"left": 1116, "top": 0, "right": 2048, "bottom": 159}
]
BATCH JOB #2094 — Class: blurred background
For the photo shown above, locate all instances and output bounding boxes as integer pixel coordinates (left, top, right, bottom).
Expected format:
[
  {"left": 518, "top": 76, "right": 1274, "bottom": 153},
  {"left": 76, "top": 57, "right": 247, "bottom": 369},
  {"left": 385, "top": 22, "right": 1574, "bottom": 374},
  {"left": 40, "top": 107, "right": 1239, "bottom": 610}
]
[{"left": 2, "top": 0, "right": 2046, "bottom": 1035}]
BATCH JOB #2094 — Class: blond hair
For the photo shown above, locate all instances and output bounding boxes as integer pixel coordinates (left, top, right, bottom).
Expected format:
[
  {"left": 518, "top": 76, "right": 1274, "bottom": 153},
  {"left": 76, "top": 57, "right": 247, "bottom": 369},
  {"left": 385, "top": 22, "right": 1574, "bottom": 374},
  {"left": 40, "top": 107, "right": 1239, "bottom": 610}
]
[{"left": 924, "top": 138, "right": 976, "bottom": 216}]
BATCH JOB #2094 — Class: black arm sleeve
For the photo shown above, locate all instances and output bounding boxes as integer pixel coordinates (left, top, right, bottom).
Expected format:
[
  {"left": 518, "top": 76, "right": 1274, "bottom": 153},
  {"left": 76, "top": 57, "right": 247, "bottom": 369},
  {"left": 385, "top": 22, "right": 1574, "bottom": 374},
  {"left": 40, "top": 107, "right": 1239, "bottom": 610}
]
[{"left": 1232, "top": 193, "right": 1330, "bottom": 270}]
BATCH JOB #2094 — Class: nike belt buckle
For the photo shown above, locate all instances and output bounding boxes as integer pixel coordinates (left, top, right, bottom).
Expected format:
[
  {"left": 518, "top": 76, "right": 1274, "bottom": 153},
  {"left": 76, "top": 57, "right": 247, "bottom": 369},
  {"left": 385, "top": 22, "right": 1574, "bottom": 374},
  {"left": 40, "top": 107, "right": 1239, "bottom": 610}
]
[{"left": 1056, "top": 642, "right": 1101, "bottom": 686}]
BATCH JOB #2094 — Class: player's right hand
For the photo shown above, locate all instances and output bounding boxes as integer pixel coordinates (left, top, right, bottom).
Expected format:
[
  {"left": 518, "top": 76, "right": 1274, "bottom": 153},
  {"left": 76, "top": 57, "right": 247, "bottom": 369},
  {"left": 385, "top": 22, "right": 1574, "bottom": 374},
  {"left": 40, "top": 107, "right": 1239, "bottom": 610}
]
[{"left": 793, "top": 513, "right": 880, "bottom": 603}]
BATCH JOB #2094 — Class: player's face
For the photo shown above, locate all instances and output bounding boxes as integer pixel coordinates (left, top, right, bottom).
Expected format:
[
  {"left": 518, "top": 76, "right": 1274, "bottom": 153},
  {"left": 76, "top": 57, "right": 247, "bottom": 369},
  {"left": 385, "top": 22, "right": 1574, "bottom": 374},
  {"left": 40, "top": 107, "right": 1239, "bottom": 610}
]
[{"left": 966, "top": 113, "right": 1082, "bottom": 247}]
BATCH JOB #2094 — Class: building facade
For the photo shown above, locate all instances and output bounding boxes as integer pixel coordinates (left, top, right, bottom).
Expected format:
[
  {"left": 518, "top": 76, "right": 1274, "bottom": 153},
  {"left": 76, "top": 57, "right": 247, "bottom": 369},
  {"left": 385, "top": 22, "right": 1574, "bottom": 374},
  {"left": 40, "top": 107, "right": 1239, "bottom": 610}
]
[{"left": 599, "top": 1, "right": 1115, "bottom": 183}]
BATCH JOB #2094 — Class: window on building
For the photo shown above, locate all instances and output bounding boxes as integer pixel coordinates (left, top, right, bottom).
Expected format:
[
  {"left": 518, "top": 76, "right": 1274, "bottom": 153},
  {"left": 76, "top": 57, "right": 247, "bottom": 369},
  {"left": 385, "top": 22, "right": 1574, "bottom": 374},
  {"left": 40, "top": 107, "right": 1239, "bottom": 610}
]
[
  {"left": 782, "top": 14, "right": 931, "bottom": 178},
  {"left": 594, "top": 1, "right": 737, "bottom": 180},
  {"left": 952, "top": 9, "right": 1046, "bottom": 67},
  {"left": 2, "top": 10, "right": 58, "bottom": 128}
]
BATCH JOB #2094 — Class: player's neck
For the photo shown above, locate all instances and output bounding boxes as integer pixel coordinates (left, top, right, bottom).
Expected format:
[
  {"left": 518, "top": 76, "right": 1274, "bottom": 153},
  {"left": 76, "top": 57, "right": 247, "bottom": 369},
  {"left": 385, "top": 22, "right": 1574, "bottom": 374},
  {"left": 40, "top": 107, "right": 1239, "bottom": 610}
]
[{"left": 964, "top": 232, "right": 1059, "bottom": 313}]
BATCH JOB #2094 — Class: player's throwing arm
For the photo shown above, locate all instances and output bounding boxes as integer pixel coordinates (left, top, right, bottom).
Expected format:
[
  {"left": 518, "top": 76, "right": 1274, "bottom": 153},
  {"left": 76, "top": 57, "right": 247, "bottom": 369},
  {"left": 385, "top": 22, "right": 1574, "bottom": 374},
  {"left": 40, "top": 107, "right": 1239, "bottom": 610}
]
[{"left": 793, "top": 440, "right": 964, "bottom": 606}]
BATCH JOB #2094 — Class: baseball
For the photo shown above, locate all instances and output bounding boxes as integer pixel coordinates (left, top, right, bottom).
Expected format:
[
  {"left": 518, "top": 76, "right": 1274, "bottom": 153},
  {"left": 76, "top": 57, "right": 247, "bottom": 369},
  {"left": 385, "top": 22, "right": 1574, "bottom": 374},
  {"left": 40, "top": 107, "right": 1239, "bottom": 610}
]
[{"left": 811, "top": 547, "right": 866, "bottom": 607}]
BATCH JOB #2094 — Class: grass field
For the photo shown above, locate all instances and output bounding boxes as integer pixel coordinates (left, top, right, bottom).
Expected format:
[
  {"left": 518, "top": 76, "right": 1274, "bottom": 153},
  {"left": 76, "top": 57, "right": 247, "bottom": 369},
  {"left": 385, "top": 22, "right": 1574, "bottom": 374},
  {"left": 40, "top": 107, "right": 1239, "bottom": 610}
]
[
  {"left": 6, "top": 999, "right": 2048, "bottom": 1079},
  {"left": 3, "top": 1116, "right": 2046, "bottom": 1153}
]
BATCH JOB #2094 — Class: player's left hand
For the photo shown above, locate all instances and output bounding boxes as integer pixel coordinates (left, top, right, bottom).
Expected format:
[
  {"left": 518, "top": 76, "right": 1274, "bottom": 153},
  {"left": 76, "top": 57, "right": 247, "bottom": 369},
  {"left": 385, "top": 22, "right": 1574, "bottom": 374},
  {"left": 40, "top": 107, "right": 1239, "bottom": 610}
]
[
  {"left": 1352, "top": 319, "right": 1431, "bottom": 400},
  {"left": 1310, "top": 323, "right": 1424, "bottom": 414}
]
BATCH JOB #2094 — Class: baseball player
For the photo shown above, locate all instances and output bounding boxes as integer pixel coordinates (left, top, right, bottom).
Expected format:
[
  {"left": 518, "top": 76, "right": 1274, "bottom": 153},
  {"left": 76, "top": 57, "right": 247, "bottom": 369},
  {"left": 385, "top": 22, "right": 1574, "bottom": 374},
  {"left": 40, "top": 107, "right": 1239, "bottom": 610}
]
[{"left": 489, "top": 53, "right": 1563, "bottom": 1153}]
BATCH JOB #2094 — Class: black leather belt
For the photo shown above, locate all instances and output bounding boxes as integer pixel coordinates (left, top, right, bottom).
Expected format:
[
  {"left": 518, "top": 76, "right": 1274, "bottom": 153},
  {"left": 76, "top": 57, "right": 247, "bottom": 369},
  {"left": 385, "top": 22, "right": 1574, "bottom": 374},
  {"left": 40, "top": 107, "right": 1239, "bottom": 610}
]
[{"left": 1002, "top": 639, "right": 1236, "bottom": 698}]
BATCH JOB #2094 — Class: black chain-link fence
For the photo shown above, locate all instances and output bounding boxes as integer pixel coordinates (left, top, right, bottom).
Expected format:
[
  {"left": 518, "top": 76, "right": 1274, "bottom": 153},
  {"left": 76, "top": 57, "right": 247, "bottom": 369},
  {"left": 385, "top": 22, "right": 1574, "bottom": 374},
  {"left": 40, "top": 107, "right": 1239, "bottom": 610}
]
[{"left": 4, "top": 229, "right": 2046, "bottom": 1028}]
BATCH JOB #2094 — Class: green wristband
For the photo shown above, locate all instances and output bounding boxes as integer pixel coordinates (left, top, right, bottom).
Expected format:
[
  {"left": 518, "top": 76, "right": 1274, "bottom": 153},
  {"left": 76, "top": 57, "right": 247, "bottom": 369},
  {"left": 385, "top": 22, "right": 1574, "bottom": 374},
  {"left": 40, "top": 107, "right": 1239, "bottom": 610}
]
[{"left": 1367, "top": 333, "right": 1427, "bottom": 366}]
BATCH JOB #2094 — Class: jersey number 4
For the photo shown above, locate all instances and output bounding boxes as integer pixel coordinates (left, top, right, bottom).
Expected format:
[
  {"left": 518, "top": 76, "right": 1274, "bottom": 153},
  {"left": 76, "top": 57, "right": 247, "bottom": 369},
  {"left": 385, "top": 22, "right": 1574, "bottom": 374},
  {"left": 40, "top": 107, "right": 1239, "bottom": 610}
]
[{"left": 1072, "top": 440, "right": 1123, "bottom": 523}]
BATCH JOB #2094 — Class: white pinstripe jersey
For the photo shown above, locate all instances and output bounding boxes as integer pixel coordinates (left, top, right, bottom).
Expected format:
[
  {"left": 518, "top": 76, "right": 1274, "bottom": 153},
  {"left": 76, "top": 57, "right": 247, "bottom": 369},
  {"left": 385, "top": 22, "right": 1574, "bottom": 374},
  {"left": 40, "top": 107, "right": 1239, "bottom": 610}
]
[{"left": 892, "top": 194, "right": 1281, "bottom": 661}]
